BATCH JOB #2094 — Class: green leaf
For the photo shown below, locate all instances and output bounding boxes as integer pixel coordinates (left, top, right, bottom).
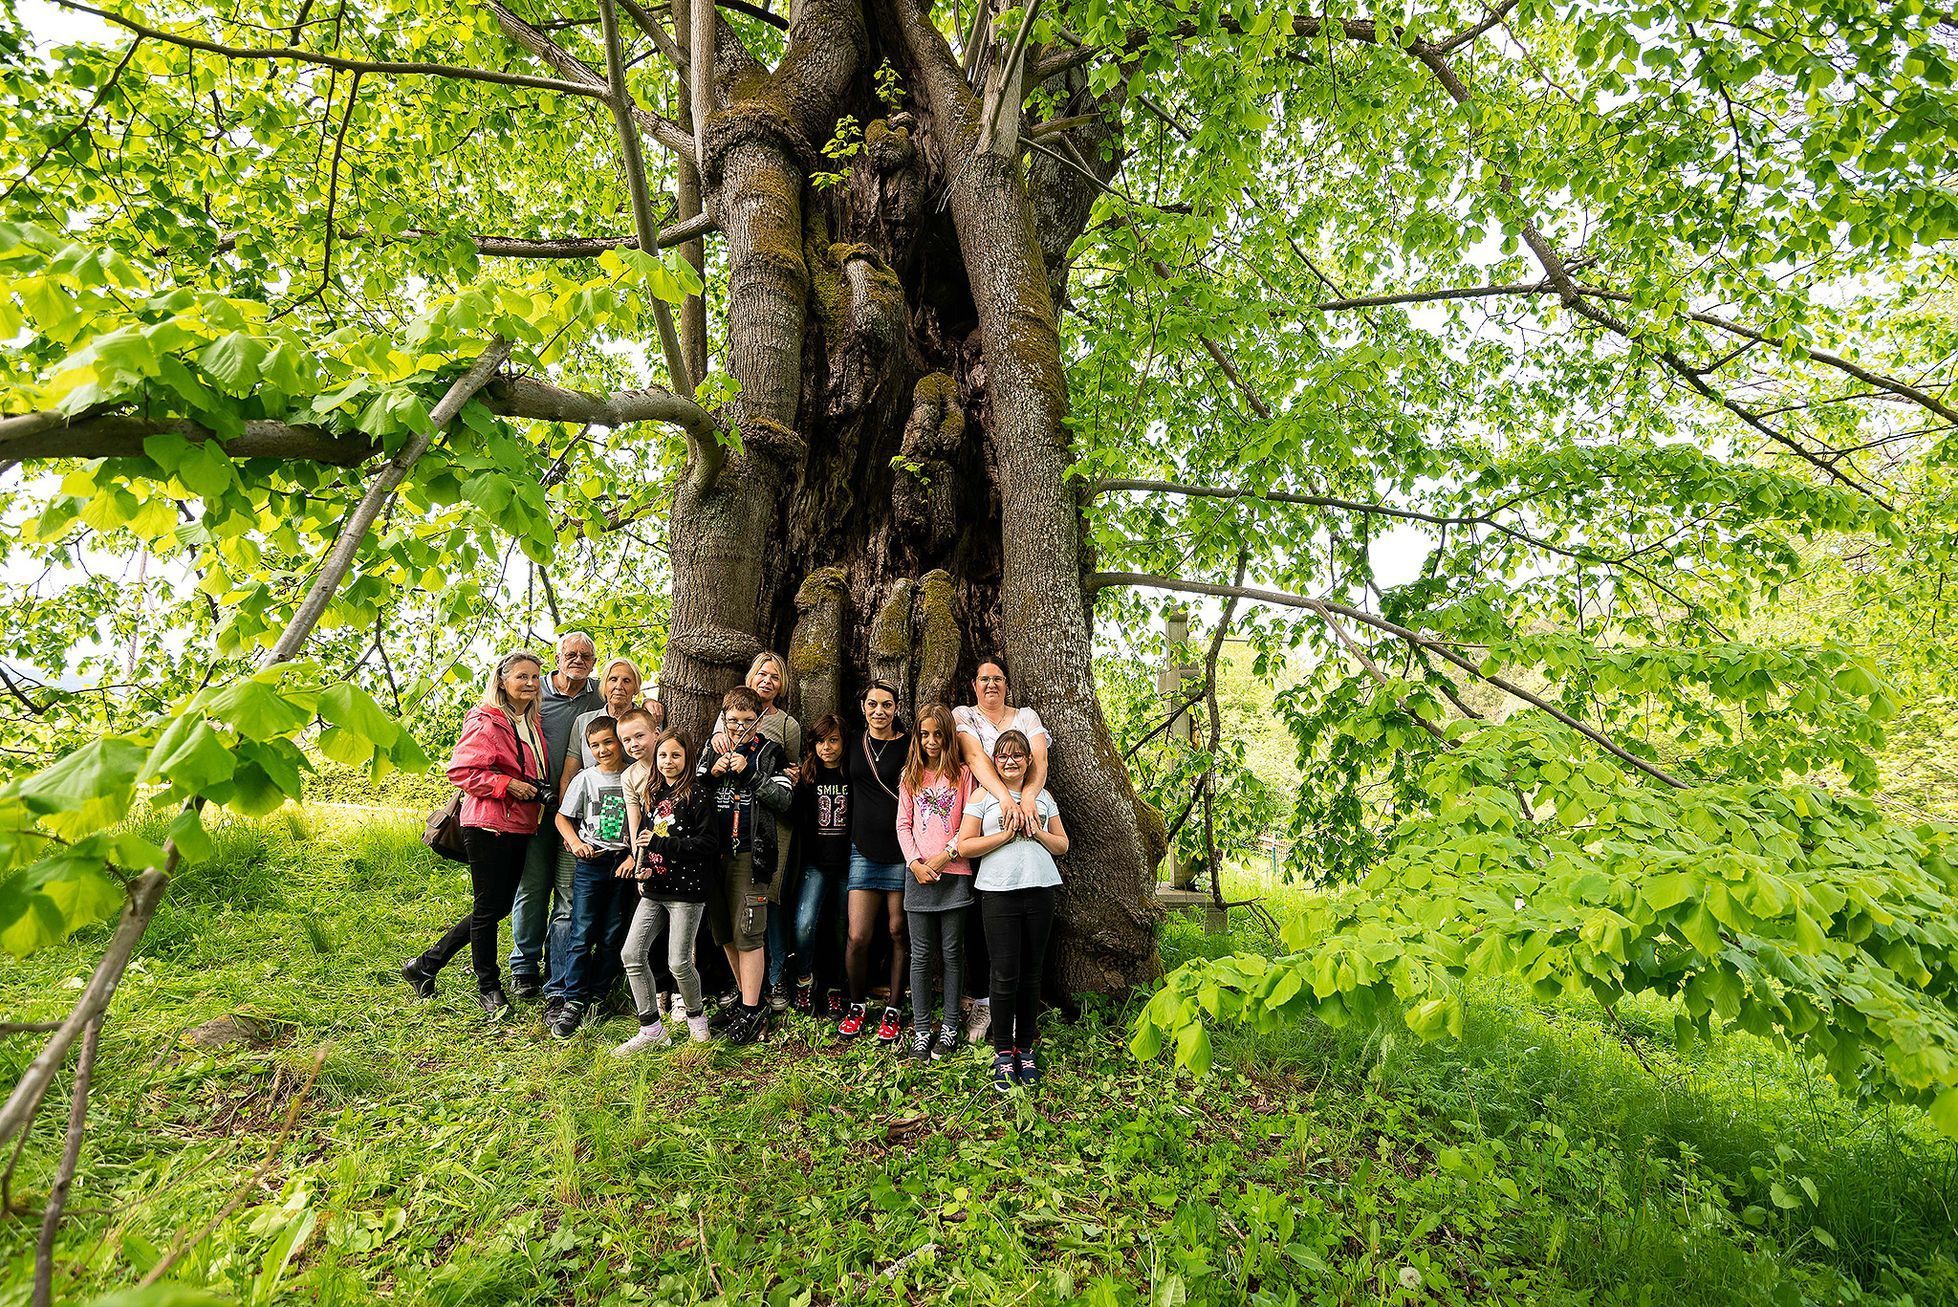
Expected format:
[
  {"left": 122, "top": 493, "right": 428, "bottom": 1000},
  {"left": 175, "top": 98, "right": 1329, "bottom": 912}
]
[
  {"left": 206, "top": 676, "right": 314, "bottom": 742},
  {"left": 10, "top": 737, "right": 147, "bottom": 839},
  {"left": 318, "top": 682, "right": 399, "bottom": 747}
]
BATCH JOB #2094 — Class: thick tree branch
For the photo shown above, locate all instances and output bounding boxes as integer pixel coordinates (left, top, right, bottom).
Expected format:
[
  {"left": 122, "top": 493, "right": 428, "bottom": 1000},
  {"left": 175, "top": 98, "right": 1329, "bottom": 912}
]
[
  {"left": 1, "top": 372, "right": 719, "bottom": 472},
  {"left": 484, "top": 0, "right": 695, "bottom": 156},
  {"left": 53, "top": 0, "right": 611, "bottom": 100},
  {"left": 211, "top": 212, "right": 717, "bottom": 259},
  {"left": 1090, "top": 571, "right": 1690, "bottom": 790}
]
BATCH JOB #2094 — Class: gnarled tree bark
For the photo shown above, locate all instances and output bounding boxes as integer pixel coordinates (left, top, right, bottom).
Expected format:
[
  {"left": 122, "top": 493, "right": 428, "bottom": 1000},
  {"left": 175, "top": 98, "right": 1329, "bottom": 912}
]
[{"left": 662, "top": 0, "right": 1162, "bottom": 990}]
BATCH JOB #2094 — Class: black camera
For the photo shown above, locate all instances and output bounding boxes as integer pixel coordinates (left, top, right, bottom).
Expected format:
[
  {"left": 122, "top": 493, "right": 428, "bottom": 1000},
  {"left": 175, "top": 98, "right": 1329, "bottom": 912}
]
[{"left": 532, "top": 781, "right": 558, "bottom": 810}]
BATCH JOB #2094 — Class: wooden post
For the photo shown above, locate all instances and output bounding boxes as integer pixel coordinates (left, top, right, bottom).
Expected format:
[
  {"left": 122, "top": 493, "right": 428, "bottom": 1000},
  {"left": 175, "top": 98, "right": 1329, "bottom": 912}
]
[{"left": 1158, "top": 606, "right": 1199, "bottom": 890}]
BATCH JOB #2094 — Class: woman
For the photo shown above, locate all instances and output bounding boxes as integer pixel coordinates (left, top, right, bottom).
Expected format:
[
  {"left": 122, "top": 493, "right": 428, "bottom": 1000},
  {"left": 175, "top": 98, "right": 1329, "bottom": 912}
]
[
  {"left": 953, "top": 658, "right": 1052, "bottom": 835},
  {"left": 956, "top": 730, "right": 1068, "bottom": 1092},
  {"left": 562, "top": 656, "right": 654, "bottom": 786},
  {"left": 838, "top": 681, "right": 910, "bottom": 1043},
  {"left": 711, "top": 651, "right": 804, "bottom": 1009},
  {"left": 403, "top": 651, "right": 551, "bottom": 1019},
  {"left": 952, "top": 657, "right": 1052, "bottom": 1040}
]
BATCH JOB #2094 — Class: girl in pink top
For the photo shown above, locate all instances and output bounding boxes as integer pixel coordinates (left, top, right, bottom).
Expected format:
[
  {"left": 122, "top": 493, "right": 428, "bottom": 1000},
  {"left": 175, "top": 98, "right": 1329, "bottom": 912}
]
[{"left": 897, "top": 704, "right": 975, "bottom": 1058}]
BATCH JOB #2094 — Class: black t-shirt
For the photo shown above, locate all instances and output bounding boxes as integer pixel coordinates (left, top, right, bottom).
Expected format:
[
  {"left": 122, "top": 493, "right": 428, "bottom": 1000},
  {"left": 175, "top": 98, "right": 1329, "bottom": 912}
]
[
  {"left": 796, "top": 762, "right": 852, "bottom": 872},
  {"left": 847, "top": 730, "right": 908, "bottom": 865}
]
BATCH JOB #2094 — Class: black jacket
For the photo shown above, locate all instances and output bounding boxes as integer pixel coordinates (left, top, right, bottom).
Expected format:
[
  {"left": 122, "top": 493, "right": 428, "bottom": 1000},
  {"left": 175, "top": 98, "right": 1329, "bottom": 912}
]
[
  {"left": 696, "top": 735, "right": 795, "bottom": 901},
  {"left": 634, "top": 783, "right": 717, "bottom": 903}
]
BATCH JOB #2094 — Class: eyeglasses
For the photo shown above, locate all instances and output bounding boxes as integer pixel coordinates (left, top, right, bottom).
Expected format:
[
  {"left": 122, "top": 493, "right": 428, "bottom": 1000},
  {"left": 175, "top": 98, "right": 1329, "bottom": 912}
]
[
  {"left": 995, "top": 752, "right": 1027, "bottom": 762},
  {"left": 562, "top": 651, "right": 596, "bottom": 664}
]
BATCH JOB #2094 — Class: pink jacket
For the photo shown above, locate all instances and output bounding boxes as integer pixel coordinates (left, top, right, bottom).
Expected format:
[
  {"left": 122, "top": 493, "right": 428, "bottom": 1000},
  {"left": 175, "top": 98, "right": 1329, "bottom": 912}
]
[
  {"left": 447, "top": 704, "right": 546, "bottom": 835},
  {"left": 896, "top": 766, "right": 973, "bottom": 875}
]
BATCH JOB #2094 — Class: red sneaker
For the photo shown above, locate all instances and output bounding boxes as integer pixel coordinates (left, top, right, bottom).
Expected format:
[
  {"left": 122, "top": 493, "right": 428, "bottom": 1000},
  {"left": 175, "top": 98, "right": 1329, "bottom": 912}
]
[
  {"left": 875, "top": 1006, "right": 902, "bottom": 1043},
  {"left": 839, "top": 1002, "right": 867, "bottom": 1038}
]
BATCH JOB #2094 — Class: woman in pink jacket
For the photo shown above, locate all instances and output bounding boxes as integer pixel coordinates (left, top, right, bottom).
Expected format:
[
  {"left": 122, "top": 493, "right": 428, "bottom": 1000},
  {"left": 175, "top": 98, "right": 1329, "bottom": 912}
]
[{"left": 403, "top": 652, "right": 550, "bottom": 1018}]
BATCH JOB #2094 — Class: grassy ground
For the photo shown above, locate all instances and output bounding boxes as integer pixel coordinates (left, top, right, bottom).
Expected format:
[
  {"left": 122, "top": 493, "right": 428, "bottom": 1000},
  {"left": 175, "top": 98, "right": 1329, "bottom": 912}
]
[{"left": 1, "top": 808, "right": 1955, "bottom": 1306}]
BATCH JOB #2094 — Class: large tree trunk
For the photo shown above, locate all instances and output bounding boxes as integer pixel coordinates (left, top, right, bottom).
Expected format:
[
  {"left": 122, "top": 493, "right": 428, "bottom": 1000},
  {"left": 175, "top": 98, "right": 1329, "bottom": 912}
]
[{"left": 666, "top": 0, "right": 1163, "bottom": 991}]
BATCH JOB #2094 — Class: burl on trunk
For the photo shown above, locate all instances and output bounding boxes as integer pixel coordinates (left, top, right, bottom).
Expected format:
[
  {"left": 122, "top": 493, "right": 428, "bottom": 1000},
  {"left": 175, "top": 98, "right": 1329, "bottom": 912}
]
[{"left": 659, "top": 0, "right": 1163, "bottom": 991}]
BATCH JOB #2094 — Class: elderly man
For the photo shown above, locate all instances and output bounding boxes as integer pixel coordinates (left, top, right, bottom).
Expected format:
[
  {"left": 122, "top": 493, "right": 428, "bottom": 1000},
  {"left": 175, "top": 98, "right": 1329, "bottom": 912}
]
[{"left": 506, "top": 631, "right": 603, "bottom": 1000}]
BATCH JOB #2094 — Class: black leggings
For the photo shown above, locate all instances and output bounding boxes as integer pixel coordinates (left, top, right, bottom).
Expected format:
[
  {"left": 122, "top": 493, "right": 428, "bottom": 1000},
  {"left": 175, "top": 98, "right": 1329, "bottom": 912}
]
[
  {"left": 420, "top": 827, "right": 528, "bottom": 992},
  {"left": 980, "top": 886, "right": 1056, "bottom": 1053}
]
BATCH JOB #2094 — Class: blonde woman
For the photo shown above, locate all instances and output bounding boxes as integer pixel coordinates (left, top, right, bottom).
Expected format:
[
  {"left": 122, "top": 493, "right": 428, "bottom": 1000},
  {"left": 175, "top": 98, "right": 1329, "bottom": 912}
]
[{"left": 404, "top": 652, "right": 550, "bottom": 1019}]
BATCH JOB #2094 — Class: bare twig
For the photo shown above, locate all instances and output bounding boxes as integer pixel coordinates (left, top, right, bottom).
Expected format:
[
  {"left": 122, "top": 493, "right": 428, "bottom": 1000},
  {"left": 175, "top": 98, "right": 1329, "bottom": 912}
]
[
  {"left": 51, "top": 0, "right": 609, "bottom": 99},
  {"left": 32, "top": 1017, "right": 102, "bottom": 1307}
]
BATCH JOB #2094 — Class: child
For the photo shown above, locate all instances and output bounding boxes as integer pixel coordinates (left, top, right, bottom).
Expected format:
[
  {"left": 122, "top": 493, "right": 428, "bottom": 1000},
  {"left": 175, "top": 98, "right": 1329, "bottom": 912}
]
[
  {"left": 955, "top": 729, "right": 1069, "bottom": 1092},
  {"left": 790, "top": 715, "right": 851, "bottom": 1015},
  {"left": 896, "top": 704, "right": 973, "bottom": 1060},
  {"left": 696, "top": 686, "right": 795, "bottom": 1044},
  {"left": 546, "top": 716, "right": 632, "bottom": 1038},
  {"left": 615, "top": 723, "right": 717, "bottom": 1051}
]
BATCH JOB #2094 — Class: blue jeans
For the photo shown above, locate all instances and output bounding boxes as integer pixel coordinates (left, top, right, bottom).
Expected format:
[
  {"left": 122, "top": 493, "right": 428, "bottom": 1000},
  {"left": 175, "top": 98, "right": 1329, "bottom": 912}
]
[
  {"left": 792, "top": 864, "right": 845, "bottom": 985},
  {"left": 508, "top": 825, "right": 566, "bottom": 980},
  {"left": 552, "top": 855, "right": 630, "bottom": 1006}
]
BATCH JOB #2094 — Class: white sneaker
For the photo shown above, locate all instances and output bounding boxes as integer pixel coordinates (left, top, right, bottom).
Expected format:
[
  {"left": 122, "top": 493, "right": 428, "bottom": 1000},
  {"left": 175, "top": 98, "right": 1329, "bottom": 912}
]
[
  {"left": 611, "top": 1023, "right": 671, "bottom": 1057},
  {"left": 686, "top": 1013, "right": 711, "bottom": 1043},
  {"left": 965, "top": 998, "right": 991, "bottom": 1045}
]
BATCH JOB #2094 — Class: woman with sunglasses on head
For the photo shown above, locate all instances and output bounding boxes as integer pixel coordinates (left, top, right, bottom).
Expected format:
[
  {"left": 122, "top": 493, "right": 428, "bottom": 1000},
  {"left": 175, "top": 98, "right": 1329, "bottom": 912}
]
[
  {"left": 956, "top": 729, "right": 1068, "bottom": 1092},
  {"left": 403, "top": 651, "right": 553, "bottom": 1020}
]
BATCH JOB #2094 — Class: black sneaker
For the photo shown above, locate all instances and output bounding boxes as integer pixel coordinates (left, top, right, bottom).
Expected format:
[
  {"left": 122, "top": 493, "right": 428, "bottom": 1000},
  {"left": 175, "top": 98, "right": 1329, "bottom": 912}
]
[
  {"left": 908, "top": 1025, "right": 934, "bottom": 1060},
  {"left": 990, "top": 1050, "right": 1017, "bottom": 1094},
  {"left": 1017, "top": 1048, "right": 1042, "bottom": 1086},
  {"left": 401, "top": 959, "right": 437, "bottom": 998},
  {"left": 792, "top": 978, "right": 814, "bottom": 1014},
  {"left": 548, "top": 1001, "right": 586, "bottom": 1039},
  {"left": 709, "top": 1002, "right": 741, "bottom": 1033},
  {"left": 825, "top": 991, "right": 846, "bottom": 1019},
  {"left": 509, "top": 974, "right": 543, "bottom": 1002},
  {"left": 724, "top": 1006, "right": 762, "bottom": 1046},
  {"left": 478, "top": 988, "right": 512, "bottom": 1020},
  {"left": 543, "top": 997, "right": 566, "bottom": 1026},
  {"left": 932, "top": 1024, "right": 958, "bottom": 1060}
]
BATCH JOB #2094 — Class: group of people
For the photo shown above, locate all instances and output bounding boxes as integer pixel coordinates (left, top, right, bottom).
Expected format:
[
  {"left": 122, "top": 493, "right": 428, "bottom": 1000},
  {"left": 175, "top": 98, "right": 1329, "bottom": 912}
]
[{"left": 401, "top": 634, "right": 1068, "bottom": 1091}]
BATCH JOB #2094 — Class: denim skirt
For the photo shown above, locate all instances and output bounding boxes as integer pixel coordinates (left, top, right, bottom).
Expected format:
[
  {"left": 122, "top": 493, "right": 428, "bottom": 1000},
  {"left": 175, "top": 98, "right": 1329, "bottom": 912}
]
[{"left": 846, "top": 849, "right": 907, "bottom": 893}]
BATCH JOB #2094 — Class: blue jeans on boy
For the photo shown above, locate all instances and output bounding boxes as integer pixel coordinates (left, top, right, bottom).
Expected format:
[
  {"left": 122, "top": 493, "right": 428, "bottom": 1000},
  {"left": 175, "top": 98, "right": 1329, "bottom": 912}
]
[
  {"left": 792, "top": 863, "right": 845, "bottom": 985},
  {"left": 551, "top": 856, "right": 629, "bottom": 1006}
]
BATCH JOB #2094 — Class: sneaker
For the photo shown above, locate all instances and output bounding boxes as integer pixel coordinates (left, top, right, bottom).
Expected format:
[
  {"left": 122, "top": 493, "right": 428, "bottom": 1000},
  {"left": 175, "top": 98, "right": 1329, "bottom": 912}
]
[
  {"left": 478, "top": 988, "right": 512, "bottom": 1020},
  {"left": 826, "top": 991, "right": 846, "bottom": 1019},
  {"left": 708, "top": 991, "right": 742, "bottom": 1032},
  {"left": 990, "top": 1049, "right": 1017, "bottom": 1094},
  {"left": 908, "top": 1024, "right": 934, "bottom": 1060},
  {"left": 547, "top": 1001, "right": 586, "bottom": 1039},
  {"left": 768, "top": 983, "right": 790, "bottom": 1013},
  {"left": 838, "top": 1003, "right": 868, "bottom": 1039},
  {"left": 612, "top": 1023, "right": 671, "bottom": 1056},
  {"left": 875, "top": 1006, "right": 902, "bottom": 1043},
  {"left": 724, "top": 1006, "right": 762, "bottom": 1046},
  {"left": 686, "top": 1013, "right": 712, "bottom": 1042},
  {"left": 543, "top": 997, "right": 566, "bottom": 1026},
  {"left": 509, "top": 974, "right": 543, "bottom": 1002},
  {"left": 401, "top": 959, "right": 437, "bottom": 998},
  {"left": 932, "top": 1024, "right": 958, "bottom": 1060},
  {"left": 1017, "top": 1048, "right": 1041, "bottom": 1086},
  {"left": 965, "top": 998, "right": 991, "bottom": 1045},
  {"left": 792, "top": 978, "right": 814, "bottom": 1014}
]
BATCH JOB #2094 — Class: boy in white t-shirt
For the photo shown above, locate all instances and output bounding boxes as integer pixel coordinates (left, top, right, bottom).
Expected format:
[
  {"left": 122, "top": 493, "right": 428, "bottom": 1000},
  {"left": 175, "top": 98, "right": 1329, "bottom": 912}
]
[{"left": 545, "top": 717, "right": 632, "bottom": 1038}]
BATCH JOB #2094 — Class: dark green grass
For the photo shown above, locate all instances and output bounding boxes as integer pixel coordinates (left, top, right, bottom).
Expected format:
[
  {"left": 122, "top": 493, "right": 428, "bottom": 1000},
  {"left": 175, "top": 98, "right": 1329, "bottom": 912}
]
[{"left": 0, "top": 809, "right": 1953, "bottom": 1305}]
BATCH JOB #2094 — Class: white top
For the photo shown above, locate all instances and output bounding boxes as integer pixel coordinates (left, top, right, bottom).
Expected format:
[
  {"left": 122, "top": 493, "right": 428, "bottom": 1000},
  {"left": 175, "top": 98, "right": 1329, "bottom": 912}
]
[
  {"left": 963, "top": 789, "right": 1062, "bottom": 892},
  {"left": 953, "top": 704, "right": 1050, "bottom": 757},
  {"left": 559, "top": 766, "right": 630, "bottom": 852}
]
